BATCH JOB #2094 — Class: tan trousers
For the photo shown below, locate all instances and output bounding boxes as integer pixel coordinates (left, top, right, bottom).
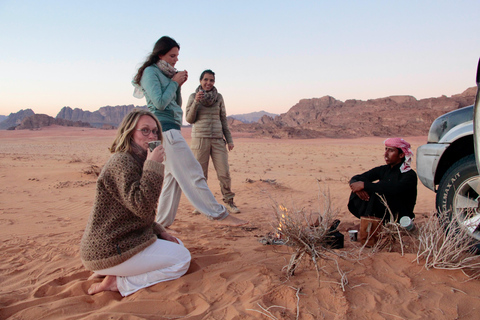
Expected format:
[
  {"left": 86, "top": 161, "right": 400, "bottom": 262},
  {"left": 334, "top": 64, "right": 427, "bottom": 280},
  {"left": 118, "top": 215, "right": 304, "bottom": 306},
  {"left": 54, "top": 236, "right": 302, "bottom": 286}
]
[{"left": 190, "top": 137, "right": 235, "bottom": 203}]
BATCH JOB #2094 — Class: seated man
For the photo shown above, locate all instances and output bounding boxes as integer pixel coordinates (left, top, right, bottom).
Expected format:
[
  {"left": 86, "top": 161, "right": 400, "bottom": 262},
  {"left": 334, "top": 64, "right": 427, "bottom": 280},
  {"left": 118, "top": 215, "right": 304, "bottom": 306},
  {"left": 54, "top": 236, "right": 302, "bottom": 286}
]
[{"left": 348, "top": 138, "right": 417, "bottom": 221}]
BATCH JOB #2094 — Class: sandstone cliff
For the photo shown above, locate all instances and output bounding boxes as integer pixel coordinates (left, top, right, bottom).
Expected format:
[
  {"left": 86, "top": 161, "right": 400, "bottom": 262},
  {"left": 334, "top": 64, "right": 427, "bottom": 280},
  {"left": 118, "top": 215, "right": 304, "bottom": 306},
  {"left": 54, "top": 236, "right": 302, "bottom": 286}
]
[
  {"left": 56, "top": 105, "right": 147, "bottom": 127},
  {"left": 229, "top": 110, "right": 278, "bottom": 123},
  {"left": 2, "top": 87, "right": 477, "bottom": 137},
  {"left": 0, "top": 109, "right": 35, "bottom": 130},
  {"left": 230, "top": 87, "right": 477, "bottom": 138},
  {"left": 16, "top": 114, "right": 92, "bottom": 130}
]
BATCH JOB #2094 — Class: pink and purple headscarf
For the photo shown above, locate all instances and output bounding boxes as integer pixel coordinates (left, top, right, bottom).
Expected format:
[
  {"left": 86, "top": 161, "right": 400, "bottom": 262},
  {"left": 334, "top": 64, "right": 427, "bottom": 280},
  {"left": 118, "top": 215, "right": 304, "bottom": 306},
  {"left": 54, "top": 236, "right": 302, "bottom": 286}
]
[{"left": 384, "top": 138, "right": 413, "bottom": 173}]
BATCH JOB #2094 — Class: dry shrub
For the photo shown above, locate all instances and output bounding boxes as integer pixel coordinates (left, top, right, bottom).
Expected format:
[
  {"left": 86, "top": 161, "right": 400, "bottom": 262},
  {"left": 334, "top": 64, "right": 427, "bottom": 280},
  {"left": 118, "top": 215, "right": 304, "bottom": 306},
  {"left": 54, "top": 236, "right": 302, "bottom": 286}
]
[
  {"left": 245, "top": 177, "right": 285, "bottom": 189},
  {"left": 82, "top": 164, "right": 102, "bottom": 177},
  {"left": 68, "top": 155, "right": 82, "bottom": 163},
  {"left": 272, "top": 185, "right": 348, "bottom": 291},
  {"left": 372, "top": 194, "right": 418, "bottom": 255},
  {"left": 416, "top": 208, "right": 480, "bottom": 278}
]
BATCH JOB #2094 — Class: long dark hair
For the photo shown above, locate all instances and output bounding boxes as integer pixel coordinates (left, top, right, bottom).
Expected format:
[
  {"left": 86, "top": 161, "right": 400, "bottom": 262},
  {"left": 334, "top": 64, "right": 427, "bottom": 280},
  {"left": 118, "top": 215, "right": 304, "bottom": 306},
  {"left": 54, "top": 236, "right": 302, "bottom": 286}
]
[{"left": 133, "top": 36, "right": 180, "bottom": 85}]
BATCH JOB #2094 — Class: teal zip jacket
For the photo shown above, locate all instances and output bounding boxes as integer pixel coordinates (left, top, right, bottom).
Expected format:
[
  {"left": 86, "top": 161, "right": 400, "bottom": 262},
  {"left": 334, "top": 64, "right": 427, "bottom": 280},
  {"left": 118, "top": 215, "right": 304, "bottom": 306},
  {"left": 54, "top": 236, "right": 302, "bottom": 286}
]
[{"left": 140, "top": 64, "right": 183, "bottom": 131}]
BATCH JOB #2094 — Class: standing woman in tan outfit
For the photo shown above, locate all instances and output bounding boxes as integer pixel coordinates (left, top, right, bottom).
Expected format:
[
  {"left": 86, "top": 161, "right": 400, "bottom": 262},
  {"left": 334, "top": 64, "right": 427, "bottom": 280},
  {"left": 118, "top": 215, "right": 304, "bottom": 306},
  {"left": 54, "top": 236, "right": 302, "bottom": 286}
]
[{"left": 185, "top": 70, "right": 240, "bottom": 214}]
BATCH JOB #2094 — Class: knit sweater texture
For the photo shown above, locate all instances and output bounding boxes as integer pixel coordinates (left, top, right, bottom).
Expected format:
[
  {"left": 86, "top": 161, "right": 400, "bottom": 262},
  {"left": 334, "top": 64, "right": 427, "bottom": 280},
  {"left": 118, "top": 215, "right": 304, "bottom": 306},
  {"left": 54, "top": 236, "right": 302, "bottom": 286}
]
[
  {"left": 185, "top": 93, "right": 233, "bottom": 144},
  {"left": 140, "top": 64, "right": 183, "bottom": 130},
  {"left": 80, "top": 152, "right": 165, "bottom": 271}
]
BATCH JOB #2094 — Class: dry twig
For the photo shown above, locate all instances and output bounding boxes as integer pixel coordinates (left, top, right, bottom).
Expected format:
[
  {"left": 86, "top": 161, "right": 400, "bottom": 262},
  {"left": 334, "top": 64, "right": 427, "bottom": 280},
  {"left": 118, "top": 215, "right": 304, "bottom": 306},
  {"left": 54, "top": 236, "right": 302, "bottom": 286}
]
[
  {"left": 271, "top": 184, "right": 349, "bottom": 291},
  {"left": 373, "top": 194, "right": 406, "bottom": 254},
  {"left": 416, "top": 208, "right": 480, "bottom": 278},
  {"left": 363, "top": 194, "right": 419, "bottom": 255},
  {"left": 289, "top": 286, "right": 302, "bottom": 320},
  {"left": 246, "top": 302, "right": 288, "bottom": 320}
]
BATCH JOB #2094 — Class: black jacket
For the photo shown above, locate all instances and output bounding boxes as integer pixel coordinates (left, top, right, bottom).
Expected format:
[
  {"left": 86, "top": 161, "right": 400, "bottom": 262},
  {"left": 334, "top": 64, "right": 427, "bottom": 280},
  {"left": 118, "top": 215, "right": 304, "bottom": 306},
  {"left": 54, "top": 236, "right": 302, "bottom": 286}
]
[{"left": 349, "top": 162, "right": 417, "bottom": 219}]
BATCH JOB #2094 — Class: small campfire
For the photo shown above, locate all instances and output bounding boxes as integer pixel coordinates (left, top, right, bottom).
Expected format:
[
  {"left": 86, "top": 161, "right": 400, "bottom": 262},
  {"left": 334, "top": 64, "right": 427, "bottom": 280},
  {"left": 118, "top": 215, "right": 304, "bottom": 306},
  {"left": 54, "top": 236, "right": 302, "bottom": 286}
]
[
  {"left": 276, "top": 204, "right": 288, "bottom": 239},
  {"left": 258, "top": 205, "right": 290, "bottom": 245}
]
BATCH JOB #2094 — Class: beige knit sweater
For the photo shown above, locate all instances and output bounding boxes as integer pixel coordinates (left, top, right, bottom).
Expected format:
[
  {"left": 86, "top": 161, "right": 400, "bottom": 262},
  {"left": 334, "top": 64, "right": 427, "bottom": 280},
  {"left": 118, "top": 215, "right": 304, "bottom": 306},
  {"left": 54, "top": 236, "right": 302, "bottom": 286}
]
[
  {"left": 80, "top": 152, "right": 165, "bottom": 271},
  {"left": 185, "top": 93, "right": 233, "bottom": 144}
]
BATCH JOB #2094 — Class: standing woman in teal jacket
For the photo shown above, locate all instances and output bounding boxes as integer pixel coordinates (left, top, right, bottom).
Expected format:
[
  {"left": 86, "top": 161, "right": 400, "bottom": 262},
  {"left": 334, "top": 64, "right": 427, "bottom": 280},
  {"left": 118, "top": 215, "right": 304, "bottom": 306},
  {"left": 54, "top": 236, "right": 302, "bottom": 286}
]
[{"left": 132, "top": 36, "right": 247, "bottom": 228}]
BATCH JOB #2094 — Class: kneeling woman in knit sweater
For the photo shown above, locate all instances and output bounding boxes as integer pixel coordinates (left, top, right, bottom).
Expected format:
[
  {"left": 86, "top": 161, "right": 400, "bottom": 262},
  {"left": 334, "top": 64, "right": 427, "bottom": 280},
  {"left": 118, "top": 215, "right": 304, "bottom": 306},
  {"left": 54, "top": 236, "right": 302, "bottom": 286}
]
[{"left": 80, "top": 109, "right": 191, "bottom": 296}]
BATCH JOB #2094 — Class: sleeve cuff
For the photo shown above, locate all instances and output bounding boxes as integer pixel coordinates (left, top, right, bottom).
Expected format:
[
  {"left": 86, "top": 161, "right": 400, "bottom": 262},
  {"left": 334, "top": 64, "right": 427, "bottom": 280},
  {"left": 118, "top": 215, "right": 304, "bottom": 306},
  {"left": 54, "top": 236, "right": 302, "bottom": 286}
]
[{"left": 144, "top": 160, "right": 165, "bottom": 175}]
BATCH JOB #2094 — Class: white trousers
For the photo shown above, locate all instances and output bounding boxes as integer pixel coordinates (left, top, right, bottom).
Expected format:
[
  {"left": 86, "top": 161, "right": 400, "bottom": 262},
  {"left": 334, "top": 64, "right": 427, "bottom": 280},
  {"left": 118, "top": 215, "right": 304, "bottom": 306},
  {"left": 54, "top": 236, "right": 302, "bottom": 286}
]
[
  {"left": 94, "top": 239, "right": 191, "bottom": 297},
  {"left": 156, "top": 129, "right": 228, "bottom": 227}
]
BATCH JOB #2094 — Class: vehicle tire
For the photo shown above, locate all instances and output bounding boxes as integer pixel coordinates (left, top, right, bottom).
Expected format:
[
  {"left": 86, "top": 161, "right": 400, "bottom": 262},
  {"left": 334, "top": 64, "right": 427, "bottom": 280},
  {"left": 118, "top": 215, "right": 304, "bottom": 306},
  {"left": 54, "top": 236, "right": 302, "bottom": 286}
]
[{"left": 436, "top": 154, "right": 480, "bottom": 245}]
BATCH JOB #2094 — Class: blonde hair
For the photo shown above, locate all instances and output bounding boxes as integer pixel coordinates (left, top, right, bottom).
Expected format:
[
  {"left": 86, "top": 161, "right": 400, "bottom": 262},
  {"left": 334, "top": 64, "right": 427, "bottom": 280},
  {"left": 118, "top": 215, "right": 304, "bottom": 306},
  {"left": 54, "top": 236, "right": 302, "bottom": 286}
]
[{"left": 109, "top": 109, "right": 163, "bottom": 153}]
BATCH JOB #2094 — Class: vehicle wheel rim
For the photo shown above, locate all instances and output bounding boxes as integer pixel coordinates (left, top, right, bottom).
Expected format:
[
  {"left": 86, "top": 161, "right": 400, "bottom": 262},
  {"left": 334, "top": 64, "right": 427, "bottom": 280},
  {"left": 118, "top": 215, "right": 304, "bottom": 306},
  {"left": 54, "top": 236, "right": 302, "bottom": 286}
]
[{"left": 453, "top": 175, "right": 480, "bottom": 241}]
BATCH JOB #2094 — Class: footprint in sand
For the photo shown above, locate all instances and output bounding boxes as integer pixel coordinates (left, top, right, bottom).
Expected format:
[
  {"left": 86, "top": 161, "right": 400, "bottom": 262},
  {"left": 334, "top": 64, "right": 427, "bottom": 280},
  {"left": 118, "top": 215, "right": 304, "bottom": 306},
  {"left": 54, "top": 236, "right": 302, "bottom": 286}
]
[
  {"left": 33, "top": 271, "right": 89, "bottom": 298},
  {"left": 0, "top": 218, "right": 16, "bottom": 225}
]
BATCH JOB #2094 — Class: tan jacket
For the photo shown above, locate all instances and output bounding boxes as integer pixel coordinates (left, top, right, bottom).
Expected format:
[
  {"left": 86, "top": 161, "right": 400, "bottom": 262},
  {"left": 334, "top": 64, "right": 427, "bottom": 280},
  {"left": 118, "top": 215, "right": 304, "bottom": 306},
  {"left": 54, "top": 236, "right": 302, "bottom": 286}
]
[{"left": 185, "top": 93, "right": 233, "bottom": 144}]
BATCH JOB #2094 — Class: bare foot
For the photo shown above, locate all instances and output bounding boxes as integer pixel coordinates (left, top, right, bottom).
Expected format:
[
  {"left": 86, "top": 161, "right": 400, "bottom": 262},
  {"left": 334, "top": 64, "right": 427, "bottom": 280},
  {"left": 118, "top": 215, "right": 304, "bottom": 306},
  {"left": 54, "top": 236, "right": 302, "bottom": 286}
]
[
  {"left": 217, "top": 214, "right": 249, "bottom": 227},
  {"left": 88, "top": 275, "right": 119, "bottom": 295},
  {"left": 88, "top": 272, "right": 105, "bottom": 280}
]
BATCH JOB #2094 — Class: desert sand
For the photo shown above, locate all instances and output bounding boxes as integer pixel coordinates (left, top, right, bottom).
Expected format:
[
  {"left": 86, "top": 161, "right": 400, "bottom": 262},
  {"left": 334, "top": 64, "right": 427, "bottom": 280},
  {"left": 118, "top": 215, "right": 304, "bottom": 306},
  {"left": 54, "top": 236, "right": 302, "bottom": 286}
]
[{"left": 1, "top": 126, "right": 480, "bottom": 319}]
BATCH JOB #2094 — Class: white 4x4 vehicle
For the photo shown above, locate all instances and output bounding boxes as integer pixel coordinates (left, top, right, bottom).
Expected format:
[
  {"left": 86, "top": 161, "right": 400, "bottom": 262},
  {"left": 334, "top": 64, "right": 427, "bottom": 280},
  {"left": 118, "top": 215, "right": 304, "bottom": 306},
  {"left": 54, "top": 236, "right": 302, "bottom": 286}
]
[{"left": 417, "top": 60, "right": 480, "bottom": 244}]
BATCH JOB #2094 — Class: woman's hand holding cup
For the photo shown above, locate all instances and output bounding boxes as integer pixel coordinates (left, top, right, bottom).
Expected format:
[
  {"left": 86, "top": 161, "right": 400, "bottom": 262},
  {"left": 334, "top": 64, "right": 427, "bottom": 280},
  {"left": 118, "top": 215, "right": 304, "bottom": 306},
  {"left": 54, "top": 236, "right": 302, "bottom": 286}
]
[
  {"left": 147, "top": 144, "right": 165, "bottom": 163},
  {"left": 195, "top": 90, "right": 205, "bottom": 102},
  {"left": 173, "top": 70, "right": 188, "bottom": 86}
]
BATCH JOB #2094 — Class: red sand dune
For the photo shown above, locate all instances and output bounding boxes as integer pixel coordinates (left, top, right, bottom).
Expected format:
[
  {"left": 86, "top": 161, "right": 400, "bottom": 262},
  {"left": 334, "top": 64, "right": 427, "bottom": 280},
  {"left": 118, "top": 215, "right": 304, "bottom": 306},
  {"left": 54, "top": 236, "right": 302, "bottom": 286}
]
[{"left": 1, "top": 126, "right": 479, "bottom": 319}]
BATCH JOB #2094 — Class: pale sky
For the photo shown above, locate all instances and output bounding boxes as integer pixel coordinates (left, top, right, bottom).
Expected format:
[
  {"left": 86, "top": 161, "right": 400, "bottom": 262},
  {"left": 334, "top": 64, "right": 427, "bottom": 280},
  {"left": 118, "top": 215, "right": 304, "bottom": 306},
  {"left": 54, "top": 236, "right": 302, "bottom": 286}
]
[{"left": 1, "top": 0, "right": 479, "bottom": 119}]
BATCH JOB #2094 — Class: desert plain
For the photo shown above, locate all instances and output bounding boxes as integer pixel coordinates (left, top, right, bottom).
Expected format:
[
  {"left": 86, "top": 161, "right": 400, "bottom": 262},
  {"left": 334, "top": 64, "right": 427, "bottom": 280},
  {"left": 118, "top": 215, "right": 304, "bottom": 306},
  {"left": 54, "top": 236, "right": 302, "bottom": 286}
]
[{"left": 1, "top": 126, "right": 480, "bottom": 319}]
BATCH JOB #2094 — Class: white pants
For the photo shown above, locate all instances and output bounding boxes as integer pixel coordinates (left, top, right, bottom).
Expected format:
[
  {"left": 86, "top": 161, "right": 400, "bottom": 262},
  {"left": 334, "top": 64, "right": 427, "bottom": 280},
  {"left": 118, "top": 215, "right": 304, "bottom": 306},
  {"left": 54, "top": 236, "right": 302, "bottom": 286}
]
[
  {"left": 94, "top": 239, "right": 191, "bottom": 297},
  {"left": 156, "top": 129, "right": 228, "bottom": 227}
]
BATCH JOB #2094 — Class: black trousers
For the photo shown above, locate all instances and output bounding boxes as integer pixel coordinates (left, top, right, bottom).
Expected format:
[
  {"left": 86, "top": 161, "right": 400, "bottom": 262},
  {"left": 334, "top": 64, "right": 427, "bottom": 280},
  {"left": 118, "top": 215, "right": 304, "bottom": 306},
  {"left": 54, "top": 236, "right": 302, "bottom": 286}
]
[{"left": 348, "top": 192, "right": 390, "bottom": 220}]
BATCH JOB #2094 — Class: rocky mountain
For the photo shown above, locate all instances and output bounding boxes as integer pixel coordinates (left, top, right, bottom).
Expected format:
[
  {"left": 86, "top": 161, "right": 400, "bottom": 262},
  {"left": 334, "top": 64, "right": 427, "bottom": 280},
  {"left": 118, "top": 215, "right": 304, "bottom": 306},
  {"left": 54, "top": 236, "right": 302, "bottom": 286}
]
[
  {"left": 15, "top": 114, "right": 92, "bottom": 130},
  {"left": 1, "top": 87, "right": 477, "bottom": 136},
  {"left": 229, "top": 110, "right": 278, "bottom": 123},
  {"left": 0, "top": 105, "right": 148, "bottom": 130},
  {"left": 56, "top": 105, "right": 147, "bottom": 128},
  {"left": 0, "top": 115, "right": 7, "bottom": 123},
  {"left": 0, "top": 109, "right": 35, "bottom": 130},
  {"left": 229, "top": 87, "right": 477, "bottom": 138}
]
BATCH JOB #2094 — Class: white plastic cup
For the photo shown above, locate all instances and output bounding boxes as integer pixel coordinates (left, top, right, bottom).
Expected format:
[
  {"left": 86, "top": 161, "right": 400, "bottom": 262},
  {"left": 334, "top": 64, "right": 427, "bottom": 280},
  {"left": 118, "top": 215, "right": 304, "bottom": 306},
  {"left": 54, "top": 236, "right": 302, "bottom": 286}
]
[
  {"left": 400, "top": 216, "right": 415, "bottom": 231},
  {"left": 348, "top": 230, "right": 358, "bottom": 241}
]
